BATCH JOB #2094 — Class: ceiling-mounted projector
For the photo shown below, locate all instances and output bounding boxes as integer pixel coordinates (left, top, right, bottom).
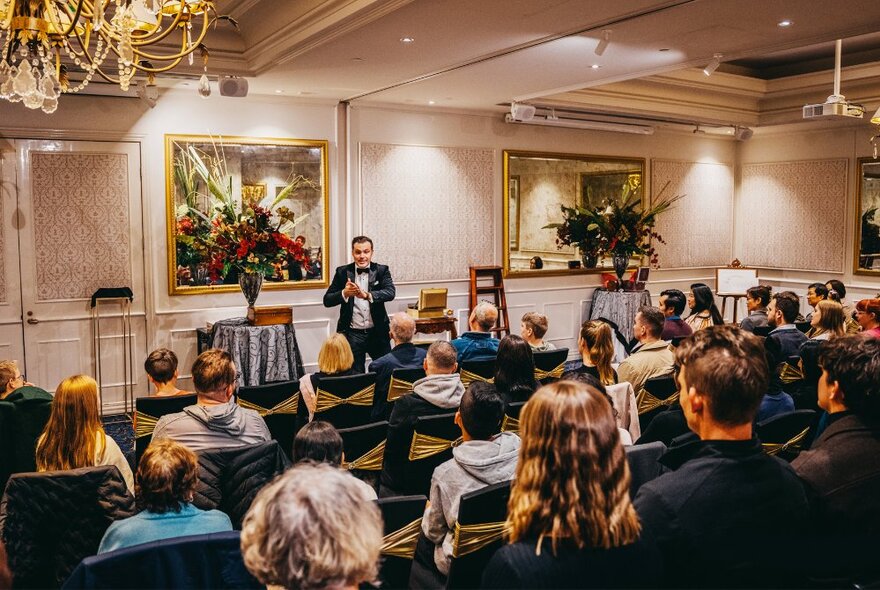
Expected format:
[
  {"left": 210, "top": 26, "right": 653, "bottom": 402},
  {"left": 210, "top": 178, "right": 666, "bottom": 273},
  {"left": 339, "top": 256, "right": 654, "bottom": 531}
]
[{"left": 803, "top": 39, "right": 864, "bottom": 121}]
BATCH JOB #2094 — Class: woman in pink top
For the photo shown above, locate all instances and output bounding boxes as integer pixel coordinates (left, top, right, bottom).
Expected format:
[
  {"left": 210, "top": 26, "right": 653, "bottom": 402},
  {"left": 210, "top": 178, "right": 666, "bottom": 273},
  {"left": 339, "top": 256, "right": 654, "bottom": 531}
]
[{"left": 855, "top": 298, "right": 880, "bottom": 338}]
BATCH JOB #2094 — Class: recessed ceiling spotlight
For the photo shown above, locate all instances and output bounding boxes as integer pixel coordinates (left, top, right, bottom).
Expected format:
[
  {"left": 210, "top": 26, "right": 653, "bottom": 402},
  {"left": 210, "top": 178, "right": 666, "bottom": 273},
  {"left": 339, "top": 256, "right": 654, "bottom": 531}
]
[
  {"left": 400, "top": 36, "right": 415, "bottom": 44},
  {"left": 777, "top": 19, "right": 793, "bottom": 27},
  {"left": 428, "top": 100, "right": 436, "bottom": 105},
  {"left": 591, "top": 64, "right": 601, "bottom": 69},
  {"left": 275, "top": 89, "right": 283, "bottom": 94}
]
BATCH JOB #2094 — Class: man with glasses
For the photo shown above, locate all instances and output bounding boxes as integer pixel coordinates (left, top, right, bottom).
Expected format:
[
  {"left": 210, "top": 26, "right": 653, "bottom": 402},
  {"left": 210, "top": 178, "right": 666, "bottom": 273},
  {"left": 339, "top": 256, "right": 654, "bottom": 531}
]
[{"left": 0, "top": 360, "right": 53, "bottom": 477}]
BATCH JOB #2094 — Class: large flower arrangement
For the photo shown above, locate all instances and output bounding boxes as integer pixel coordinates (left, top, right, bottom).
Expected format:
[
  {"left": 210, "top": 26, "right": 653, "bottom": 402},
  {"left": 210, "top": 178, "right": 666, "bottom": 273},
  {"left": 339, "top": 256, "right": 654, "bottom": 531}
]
[
  {"left": 544, "top": 181, "right": 683, "bottom": 267},
  {"left": 173, "top": 142, "right": 314, "bottom": 284}
]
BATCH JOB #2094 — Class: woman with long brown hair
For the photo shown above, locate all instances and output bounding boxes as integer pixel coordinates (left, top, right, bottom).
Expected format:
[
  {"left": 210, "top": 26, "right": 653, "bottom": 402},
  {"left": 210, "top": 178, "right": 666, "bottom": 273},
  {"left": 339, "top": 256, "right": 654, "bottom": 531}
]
[
  {"left": 35, "top": 375, "right": 134, "bottom": 493},
  {"left": 808, "top": 300, "right": 846, "bottom": 340},
  {"left": 574, "top": 320, "right": 618, "bottom": 385},
  {"left": 482, "top": 381, "right": 660, "bottom": 588}
]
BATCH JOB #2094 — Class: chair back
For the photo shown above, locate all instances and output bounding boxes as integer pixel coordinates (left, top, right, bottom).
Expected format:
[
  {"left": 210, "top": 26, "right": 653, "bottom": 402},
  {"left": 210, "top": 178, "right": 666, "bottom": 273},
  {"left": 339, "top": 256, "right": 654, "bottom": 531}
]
[
  {"left": 756, "top": 409, "right": 817, "bottom": 461},
  {"left": 135, "top": 394, "right": 198, "bottom": 466},
  {"left": 1, "top": 465, "right": 135, "bottom": 588},
  {"left": 670, "top": 336, "right": 687, "bottom": 348},
  {"left": 193, "top": 440, "right": 290, "bottom": 528},
  {"left": 753, "top": 326, "right": 773, "bottom": 337},
  {"left": 625, "top": 441, "right": 667, "bottom": 498},
  {"left": 0, "top": 402, "right": 14, "bottom": 492},
  {"left": 532, "top": 348, "right": 568, "bottom": 383},
  {"left": 607, "top": 381, "right": 641, "bottom": 442},
  {"left": 458, "top": 359, "right": 496, "bottom": 387},
  {"left": 376, "top": 495, "right": 428, "bottom": 589},
  {"left": 62, "top": 531, "right": 261, "bottom": 589},
  {"left": 339, "top": 420, "right": 389, "bottom": 491},
  {"left": 388, "top": 368, "right": 426, "bottom": 402},
  {"left": 445, "top": 480, "right": 513, "bottom": 589},
  {"left": 307, "top": 373, "right": 377, "bottom": 429},
  {"left": 236, "top": 381, "right": 300, "bottom": 459},
  {"left": 795, "top": 321, "right": 811, "bottom": 334},
  {"left": 500, "top": 401, "right": 526, "bottom": 434},
  {"left": 637, "top": 374, "right": 679, "bottom": 432},
  {"left": 402, "top": 413, "right": 460, "bottom": 496}
]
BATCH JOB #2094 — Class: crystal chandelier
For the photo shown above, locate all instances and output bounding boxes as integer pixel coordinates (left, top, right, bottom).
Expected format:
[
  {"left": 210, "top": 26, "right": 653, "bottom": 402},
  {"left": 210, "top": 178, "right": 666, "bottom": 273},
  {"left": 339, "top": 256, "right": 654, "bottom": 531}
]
[{"left": 0, "top": 0, "right": 219, "bottom": 113}]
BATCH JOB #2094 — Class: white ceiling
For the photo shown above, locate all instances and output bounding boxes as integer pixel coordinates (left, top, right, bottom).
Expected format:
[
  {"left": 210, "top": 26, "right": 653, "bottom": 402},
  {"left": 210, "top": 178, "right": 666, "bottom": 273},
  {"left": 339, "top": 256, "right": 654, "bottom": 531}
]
[{"left": 191, "top": 0, "right": 880, "bottom": 126}]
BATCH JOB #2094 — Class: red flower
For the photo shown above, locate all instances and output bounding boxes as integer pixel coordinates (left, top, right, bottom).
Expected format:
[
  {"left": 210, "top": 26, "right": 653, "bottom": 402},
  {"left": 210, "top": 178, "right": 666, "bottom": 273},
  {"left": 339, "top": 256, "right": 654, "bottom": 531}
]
[{"left": 236, "top": 238, "right": 251, "bottom": 259}]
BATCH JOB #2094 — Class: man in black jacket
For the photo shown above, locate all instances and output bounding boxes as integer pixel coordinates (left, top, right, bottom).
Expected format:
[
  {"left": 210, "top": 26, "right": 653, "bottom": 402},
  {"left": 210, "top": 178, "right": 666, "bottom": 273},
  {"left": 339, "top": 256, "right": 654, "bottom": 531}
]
[
  {"left": 368, "top": 312, "right": 427, "bottom": 420},
  {"left": 323, "top": 236, "right": 396, "bottom": 373},
  {"left": 634, "top": 325, "right": 811, "bottom": 588}
]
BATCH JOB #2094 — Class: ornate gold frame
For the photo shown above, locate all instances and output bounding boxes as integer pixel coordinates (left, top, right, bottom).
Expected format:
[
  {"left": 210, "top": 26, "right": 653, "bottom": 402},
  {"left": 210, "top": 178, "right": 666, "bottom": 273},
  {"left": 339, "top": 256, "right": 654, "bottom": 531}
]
[
  {"left": 502, "top": 150, "right": 647, "bottom": 278},
  {"left": 165, "top": 134, "right": 331, "bottom": 295},
  {"left": 854, "top": 156, "right": 880, "bottom": 276}
]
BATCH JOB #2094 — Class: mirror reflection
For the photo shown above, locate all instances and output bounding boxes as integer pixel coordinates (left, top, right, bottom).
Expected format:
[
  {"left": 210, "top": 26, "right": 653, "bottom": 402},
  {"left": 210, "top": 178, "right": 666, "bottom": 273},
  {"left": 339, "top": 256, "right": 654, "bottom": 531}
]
[{"left": 857, "top": 158, "right": 880, "bottom": 274}]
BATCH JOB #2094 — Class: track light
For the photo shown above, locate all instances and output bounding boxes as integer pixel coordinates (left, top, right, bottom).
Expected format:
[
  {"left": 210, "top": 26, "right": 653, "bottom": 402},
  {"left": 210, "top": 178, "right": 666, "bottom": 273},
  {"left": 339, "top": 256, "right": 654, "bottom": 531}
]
[
  {"left": 594, "top": 29, "right": 612, "bottom": 56},
  {"left": 703, "top": 53, "right": 723, "bottom": 76}
]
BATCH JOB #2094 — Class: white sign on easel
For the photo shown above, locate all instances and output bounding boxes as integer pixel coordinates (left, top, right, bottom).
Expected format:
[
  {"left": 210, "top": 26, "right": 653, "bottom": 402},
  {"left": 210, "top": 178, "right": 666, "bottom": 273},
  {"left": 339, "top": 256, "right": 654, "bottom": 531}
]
[{"left": 716, "top": 267, "right": 758, "bottom": 296}]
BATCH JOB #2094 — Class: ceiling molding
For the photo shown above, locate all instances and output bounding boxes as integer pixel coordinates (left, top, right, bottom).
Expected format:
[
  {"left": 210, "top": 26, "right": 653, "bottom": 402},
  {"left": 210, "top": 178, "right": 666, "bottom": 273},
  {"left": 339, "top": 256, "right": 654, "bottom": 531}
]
[{"left": 225, "top": 0, "right": 262, "bottom": 20}]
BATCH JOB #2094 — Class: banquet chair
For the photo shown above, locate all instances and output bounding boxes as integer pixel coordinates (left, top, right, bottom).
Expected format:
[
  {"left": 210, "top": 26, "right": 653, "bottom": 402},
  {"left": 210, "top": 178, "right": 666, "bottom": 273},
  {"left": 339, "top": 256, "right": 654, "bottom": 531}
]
[
  {"left": 298, "top": 372, "right": 377, "bottom": 430},
  {"left": 458, "top": 359, "right": 496, "bottom": 388},
  {"left": 756, "top": 410, "right": 817, "bottom": 462},
  {"left": 339, "top": 420, "right": 388, "bottom": 490},
  {"left": 134, "top": 394, "right": 198, "bottom": 466},
  {"left": 532, "top": 348, "right": 569, "bottom": 384},
  {"left": 236, "top": 380, "right": 300, "bottom": 459},
  {"left": 625, "top": 441, "right": 667, "bottom": 498},
  {"left": 376, "top": 495, "right": 429, "bottom": 589},
  {"left": 500, "top": 401, "right": 526, "bottom": 434},
  {"left": 445, "top": 480, "right": 513, "bottom": 589},
  {"left": 752, "top": 326, "right": 773, "bottom": 337},
  {"left": 387, "top": 368, "right": 426, "bottom": 403},
  {"left": 396, "top": 412, "right": 460, "bottom": 496},
  {"left": 795, "top": 321, "right": 812, "bottom": 334},
  {"left": 636, "top": 374, "right": 679, "bottom": 433}
]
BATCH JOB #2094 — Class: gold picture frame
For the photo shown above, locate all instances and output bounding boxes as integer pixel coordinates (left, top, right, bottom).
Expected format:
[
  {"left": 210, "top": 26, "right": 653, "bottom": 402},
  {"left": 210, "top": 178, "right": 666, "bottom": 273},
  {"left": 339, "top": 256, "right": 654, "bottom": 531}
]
[
  {"left": 855, "top": 157, "right": 880, "bottom": 275},
  {"left": 165, "top": 134, "right": 330, "bottom": 295}
]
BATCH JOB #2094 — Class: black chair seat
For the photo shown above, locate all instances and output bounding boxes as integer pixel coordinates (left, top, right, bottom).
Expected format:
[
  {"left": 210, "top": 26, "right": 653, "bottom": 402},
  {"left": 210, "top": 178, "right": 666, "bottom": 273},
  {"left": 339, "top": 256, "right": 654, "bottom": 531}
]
[
  {"left": 135, "top": 394, "right": 198, "bottom": 466},
  {"left": 756, "top": 409, "right": 817, "bottom": 461},
  {"left": 532, "top": 348, "right": 569, "bottom": 383},
  {"left": 300, "top": 372, "right": 377, "bottom": 430},
  {"left": 459, "top": 359, "right": 496, "bottom": 387},
  {"left": 237, "top": 380, "right": 299, "bottom": 459},
  {"left": 376, "top": 495, "right": 428, "bottom": 589}
]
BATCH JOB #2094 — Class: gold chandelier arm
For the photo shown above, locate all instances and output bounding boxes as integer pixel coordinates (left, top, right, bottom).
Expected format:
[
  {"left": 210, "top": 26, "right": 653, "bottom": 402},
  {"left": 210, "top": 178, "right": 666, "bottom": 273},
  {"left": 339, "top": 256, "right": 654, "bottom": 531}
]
[
  {"left": 130, "top": 8, "right": 189, "bottom": 47},
  {"left": 131, "top": 15, "right": 210, "bottom": 62},
  {"left": 42, "top": 0, "right": 87, "bottom": 39}
]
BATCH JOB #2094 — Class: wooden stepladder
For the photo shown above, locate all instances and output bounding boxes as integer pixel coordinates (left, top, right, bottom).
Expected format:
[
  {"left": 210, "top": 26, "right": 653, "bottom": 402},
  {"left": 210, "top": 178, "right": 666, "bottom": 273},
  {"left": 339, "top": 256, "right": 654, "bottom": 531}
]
[{"left": 468, "top": 266, "right": 510, "bottom": 338}]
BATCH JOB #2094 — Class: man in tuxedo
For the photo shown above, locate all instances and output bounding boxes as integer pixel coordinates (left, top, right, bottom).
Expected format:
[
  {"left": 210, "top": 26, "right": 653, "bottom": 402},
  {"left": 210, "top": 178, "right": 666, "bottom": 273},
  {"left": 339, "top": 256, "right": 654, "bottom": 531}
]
[{"left": 323, "top": 236, "right": 396, "bottom": 373}]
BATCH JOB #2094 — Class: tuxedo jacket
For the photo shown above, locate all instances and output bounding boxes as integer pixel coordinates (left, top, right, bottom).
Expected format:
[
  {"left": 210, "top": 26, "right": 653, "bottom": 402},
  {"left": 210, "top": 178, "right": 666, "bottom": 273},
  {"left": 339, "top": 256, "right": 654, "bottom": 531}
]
[{"left": 323, "top": 262, "right": 396, "bottom": 333}]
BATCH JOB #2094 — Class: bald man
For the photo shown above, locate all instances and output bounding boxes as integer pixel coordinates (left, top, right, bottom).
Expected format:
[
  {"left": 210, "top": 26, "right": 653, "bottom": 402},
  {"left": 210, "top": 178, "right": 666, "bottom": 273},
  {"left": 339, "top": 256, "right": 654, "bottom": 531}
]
[
  {"left": 367, "top": 312, "right": 428, "bottom": 419},
  {"left": 451, "top": 302, "right": 500, "bottom": 362}
]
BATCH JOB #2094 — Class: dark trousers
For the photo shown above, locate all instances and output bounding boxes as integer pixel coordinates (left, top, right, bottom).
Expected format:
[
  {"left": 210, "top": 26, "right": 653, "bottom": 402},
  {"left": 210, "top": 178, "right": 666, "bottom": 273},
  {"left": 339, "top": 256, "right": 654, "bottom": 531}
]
[{"left": 344, "top": 327, "right": 391, "bottom": 373}]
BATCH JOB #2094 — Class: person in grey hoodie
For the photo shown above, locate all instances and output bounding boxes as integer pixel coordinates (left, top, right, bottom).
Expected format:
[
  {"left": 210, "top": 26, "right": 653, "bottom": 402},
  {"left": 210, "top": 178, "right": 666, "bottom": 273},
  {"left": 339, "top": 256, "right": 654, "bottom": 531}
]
[
  {"left": 420, "top": 381, "right": 519, "bottom": 579},
  {"left": 380, "top": 341, "right": 464, "bottom": 495},
  {"left": 152, "top": 349, "right": 271, "bottom": 452}
]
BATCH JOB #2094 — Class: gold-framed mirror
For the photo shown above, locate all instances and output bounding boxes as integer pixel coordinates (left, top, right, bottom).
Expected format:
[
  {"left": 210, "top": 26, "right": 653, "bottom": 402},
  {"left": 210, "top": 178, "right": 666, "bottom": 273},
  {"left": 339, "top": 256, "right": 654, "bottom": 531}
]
[
  {"left": 165, "top": 134, "right": 330, "bottom": 295},
  {"left": 503, "top": 150, "right": 646, "bottom": 277},
  {"left": 855, "top": 156, "right": 880, "bottom": 275}
]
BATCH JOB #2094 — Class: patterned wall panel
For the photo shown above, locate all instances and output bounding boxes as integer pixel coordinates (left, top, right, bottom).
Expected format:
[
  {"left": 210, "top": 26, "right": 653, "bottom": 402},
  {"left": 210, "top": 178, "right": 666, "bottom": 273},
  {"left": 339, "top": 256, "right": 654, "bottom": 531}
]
[
  {"left": 360, "top": 143, "right": 494, "bottom": 282},
  {"left": 31, "top": 152, "right": 132, "bottom": 300},
  {"left": 739, "top": 159, "right": 847, "bottom": 272},
  {"left": 651, "top": 160, "right": 734, "bottom": 269}
]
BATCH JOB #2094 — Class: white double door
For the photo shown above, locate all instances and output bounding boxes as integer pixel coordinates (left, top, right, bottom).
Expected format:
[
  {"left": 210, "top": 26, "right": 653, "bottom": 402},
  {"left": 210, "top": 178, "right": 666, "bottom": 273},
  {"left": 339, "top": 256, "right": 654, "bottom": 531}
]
[{"left": 0, "top": 139, "right": 148, "bottom": 412}]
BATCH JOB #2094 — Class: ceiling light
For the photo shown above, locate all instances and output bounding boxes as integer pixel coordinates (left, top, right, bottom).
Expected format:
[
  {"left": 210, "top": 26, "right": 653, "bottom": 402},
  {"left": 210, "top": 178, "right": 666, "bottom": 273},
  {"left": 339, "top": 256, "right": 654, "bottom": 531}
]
[
  {"left": 734, "top": 126, "right": 754, "bottom": 141},
  {"left": 777, "top": 20, "right": 793, "bottom": 27},
  {"left": 428, "top": 100, "right": 436, "bottom": 105},
  {"left": 275, "top": 89, "right": 283, "bottom": 94},
  {"left": 594, "top": 30, "right": 612, "bottom": 56},
  {"left": 703, "top": 53, "right": 723, "bottom": 76},
  {"left": 505, "top": 113, "right": 654, "bottom": 135},
  {"left": 871, "top": 106, "right": 880, "bottom": 125},
  {"left": 400, "top": 37, "right": 415, "bottom": 44},
  {"left": 591, "top": 64, "right": 601, "bottom": 70}
]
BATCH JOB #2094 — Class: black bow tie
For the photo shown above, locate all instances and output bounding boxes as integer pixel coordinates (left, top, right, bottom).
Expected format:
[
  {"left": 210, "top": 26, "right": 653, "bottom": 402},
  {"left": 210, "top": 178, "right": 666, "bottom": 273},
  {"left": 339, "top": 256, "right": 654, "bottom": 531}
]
[{"left": 356, "top": 267, "right": 370, "bottom": 275}]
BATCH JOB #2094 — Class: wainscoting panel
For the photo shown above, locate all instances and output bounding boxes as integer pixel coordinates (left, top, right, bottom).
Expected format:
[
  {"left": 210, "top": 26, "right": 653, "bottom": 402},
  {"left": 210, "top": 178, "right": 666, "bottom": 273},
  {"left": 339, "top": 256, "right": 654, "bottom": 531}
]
[{"left": 543, "top": 301, "right": 576, "bottom": 351}]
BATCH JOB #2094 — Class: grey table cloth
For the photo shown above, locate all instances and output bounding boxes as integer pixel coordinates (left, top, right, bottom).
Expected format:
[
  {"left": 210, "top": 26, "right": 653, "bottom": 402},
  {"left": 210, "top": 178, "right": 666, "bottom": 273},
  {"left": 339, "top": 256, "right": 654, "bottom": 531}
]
[
  {"left": 588, "top": 290, "right": 652, "bottom": 343},
  {"left": 210, "top": 318, "right": 305, "bottom": 387}
]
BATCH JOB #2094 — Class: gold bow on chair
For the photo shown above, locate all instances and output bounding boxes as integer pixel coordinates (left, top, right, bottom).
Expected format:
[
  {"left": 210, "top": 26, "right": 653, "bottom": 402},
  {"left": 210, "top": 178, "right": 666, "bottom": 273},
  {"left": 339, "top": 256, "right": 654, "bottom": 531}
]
[
  {"left": 381, "top": 518, "right": 422, "bottom": 559},
  {"left": 452, "top": 521, "right": 507, "bottom": 557},
  {"left": 763, "top": 427, "right": 811, "bottom": 456},
  {"left": 238, "top": 394, "right": 299, "bottom": 416},
  {"left": 534, "top": 363, "right": 565, "bottom": 381},
  {"left": 501, "top": 414, "right": 520, "bottom": 433},
  {"left": 315, "top": 385, "right": 375, "bottom": 413},
  {"left": 387, "top": 377, "right": 415, "bottom": 402},
  {"left": 460, "top": 370, "right": 494, "bottom": 387},
  {"left": 343, "top": 440, "right": 386, "bottom": 471},
  {"left": 636, "top": 389, "right": 680, "bottom": 415},
  {"left": 779, "top": 362, "right": 804, "bottom": 385},
  {"left": 408, "top": 432, "right": 461, "bottom": 461},
  {"left": 135, "top": 411, "right": 159, "bottom": 438}
]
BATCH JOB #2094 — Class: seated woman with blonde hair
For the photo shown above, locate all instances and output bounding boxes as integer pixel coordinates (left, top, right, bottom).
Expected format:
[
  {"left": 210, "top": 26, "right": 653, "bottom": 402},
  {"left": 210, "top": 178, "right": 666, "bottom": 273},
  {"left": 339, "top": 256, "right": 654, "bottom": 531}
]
[
  {"left": 35, "top": 375, "right": 134, "bottom": 493},
  {"left": 572, "top": 320, "right": 618, "bottom": 386},
  {"left": 299, "top": 333, "right": 356, "bottom": 420},
  {"left": 98, "top": 439, "right": 231, "bottom": 553},
  {"left": 482, "top": 380, "right": 661, "bottom": 588},
  {"left": 808, "top": 300, "right": 846, "bottom": 341}
]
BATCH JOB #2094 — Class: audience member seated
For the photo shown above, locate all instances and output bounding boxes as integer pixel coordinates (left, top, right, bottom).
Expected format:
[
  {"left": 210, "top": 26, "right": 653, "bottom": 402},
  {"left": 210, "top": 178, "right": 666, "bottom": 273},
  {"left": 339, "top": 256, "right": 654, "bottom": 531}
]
[
  {"left": 792, "top": 336, "right": 880, "bottom": 535},
  {"left": 618, "top": 307, "right": 674, "bottom": 396},
  {"left": 761, "top": 291, "right": 806, "bottom": 421},
  {"left": 633, "top": 325, "right": 811, "bottom": 588},
  {"left": 451, "top": 301, "right": 500, "bottom": 362},
  {"left": 291, "top": 420, "right": 377, "bottom": 500},
  {"left": 685, "top": 283, "right": 723, "bottom": 331},
  {"left": 366, "top": 312, "right": 427, "bottom": 420},
  {"left": 808, "top": 299, "right": 846, "bottom": 340},
  {"left": 382, "top": 341, "right": 464, "bottom": 494},
  {"left": 0, "top": 360, "right": 53, "bottom": 476},
  {"left": 805, "top": 282, "right": 829, "bottom": 322},
  {"left": 241, "top": 463, "right": 383, "bottom": 590},
  {"left": 0, "top": 360, "right": 48, "bottom": 401},
  {"left": 658, "top": 289, "right": 693, "bottom": 340},
  {"left": 98, "top": 439, "right": 232, "bottom": 554},
  {"left": 419, "top": 382, "right": 519, "bottom": 582},
  {"left": 494, "top": 335, "right": 539, "bottom": 404},
  {"left": 571, "top": 320, "right": 618, "bottom": 385},
  {"left": 739, "top": 285, "right": 771, "bottom": 333},
  {"left": 153, "top": 349, "right": 270, "bottom": 452},
  {"left": 855, "top": 298, "right": 880, "bottom": 338},
  {"left": 483, "top": 381, "right": 661, "bottom": 589},
  {"left": 35, "top": 374, "right": 134, "bottom": 493},
  {"left": 144, "top": 348, "right": 189, "bottom": 397},
  {"left": 561, "top": 371, "right": 634, "bottom": 445},
  {"left": 520, "top": 312, "right": 556, "bottom": 351},
  {"left": 299, "top": 333, "right": 357, "bottom": 421},
  {"left": 825, "top": 279, "right": 856, "bottom": 319}
]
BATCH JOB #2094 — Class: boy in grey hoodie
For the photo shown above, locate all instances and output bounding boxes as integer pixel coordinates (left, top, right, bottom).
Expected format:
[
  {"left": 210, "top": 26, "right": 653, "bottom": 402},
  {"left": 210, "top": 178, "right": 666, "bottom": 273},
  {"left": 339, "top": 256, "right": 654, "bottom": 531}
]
[
  {"left": 420, "top": 381, "right": 520, "bottom": 577},
  {"left": 152, "top": 349, "right": 270, "bottom": 452}
]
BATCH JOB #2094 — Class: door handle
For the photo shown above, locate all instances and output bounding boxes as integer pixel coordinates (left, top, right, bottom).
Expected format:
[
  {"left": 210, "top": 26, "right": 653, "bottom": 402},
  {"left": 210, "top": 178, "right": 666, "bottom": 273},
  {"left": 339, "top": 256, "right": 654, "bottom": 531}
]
[{"left": 27, "top": 318, "right": 39, "bottom": 325}]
